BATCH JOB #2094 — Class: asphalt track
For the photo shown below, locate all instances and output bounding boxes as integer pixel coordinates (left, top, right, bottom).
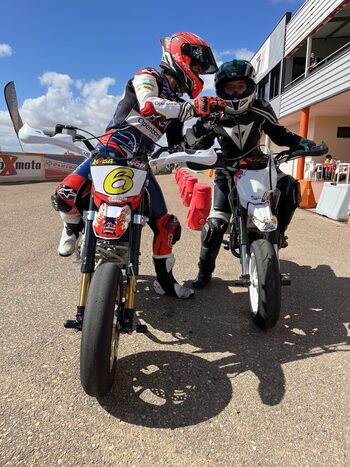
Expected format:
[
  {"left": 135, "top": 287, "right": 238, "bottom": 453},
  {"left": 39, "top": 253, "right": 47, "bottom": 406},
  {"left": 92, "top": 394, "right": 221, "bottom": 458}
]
[{"left": 1, "top": 174, "right": 349, "bottom": 466}]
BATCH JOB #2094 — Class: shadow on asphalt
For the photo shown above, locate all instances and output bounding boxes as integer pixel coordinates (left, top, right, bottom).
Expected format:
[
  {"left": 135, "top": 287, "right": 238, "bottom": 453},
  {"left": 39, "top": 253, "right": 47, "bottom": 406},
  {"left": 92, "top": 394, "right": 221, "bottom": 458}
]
[{"left": 99, "top": 260, "right": 350, "bottom": 428}]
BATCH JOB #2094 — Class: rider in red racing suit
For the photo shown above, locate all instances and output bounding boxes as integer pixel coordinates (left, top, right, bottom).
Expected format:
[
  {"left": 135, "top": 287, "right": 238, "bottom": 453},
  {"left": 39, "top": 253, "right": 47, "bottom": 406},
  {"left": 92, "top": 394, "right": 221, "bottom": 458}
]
[
  {"left": 52, "top": 32, "right": 218, "bottom": 298},
  {"left": 187, "top": 60, "right": 316, "bottom": 288}
]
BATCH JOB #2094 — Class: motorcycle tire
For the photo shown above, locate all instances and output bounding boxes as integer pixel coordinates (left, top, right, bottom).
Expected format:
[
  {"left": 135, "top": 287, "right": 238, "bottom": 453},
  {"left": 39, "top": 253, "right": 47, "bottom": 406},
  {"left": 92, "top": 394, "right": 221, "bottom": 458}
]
[
  {"left": 80, "top": 262, "right": 123, "bottom": 397},
  {"left": 248, "top": 239, "right": 281, "bottom": 330}
]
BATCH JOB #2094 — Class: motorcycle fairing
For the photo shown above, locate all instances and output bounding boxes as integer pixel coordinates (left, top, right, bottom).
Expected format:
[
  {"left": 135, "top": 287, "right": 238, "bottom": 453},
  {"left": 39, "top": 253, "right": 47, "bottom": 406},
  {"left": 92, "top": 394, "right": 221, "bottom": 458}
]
[
  {"left": 91, "top": 164, "right": 147, "bottom": 209},
  {"left": 235, "top": 158, "right": 278, "bottom": 232},
  {"left": 93, "top": 203, "right": 132, "bottom": 239},
  {"left": 235, "top": 163, "right": 277, "bottom": 209}
]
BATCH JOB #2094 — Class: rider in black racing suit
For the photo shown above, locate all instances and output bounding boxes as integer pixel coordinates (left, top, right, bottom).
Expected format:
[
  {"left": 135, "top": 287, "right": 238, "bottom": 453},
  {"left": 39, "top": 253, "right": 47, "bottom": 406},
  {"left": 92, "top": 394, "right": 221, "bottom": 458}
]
[
  {"left": 52, "top": 32, "right": 218, "bottom": 298},
  {"left": 188, "top": 60, "right": 315, "bottom": 288}
]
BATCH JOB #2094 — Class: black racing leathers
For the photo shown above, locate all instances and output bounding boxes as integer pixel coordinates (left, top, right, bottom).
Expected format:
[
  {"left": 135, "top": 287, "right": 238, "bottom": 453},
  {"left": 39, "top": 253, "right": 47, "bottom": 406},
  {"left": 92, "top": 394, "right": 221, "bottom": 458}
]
[{"left": 192, "top": 98, "right": 302, "bottom": 274}]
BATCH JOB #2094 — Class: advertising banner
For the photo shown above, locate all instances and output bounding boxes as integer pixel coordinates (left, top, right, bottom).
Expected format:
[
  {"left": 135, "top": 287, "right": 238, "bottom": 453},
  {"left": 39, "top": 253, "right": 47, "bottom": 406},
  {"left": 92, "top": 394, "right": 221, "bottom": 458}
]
[
  {"left": 0, "top": 152, "right": 86, "bottom": 183},
  {"left": 44, "top": 154, "right": 86, "bottom": 179}
]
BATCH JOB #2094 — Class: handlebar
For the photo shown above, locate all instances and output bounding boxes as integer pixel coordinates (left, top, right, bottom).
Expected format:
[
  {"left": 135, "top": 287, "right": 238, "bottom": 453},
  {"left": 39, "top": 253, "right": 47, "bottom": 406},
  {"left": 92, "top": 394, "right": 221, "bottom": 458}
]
[{"left": 274, "top": 142, "right": 329, "bottom": 164}]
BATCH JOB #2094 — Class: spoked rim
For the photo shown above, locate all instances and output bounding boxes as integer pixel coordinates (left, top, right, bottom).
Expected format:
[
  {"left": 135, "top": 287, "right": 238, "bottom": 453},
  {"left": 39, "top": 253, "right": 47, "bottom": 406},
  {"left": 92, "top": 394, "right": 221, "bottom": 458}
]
[{"left": 248, "top": 252, "right": 259, "bottom": 315}]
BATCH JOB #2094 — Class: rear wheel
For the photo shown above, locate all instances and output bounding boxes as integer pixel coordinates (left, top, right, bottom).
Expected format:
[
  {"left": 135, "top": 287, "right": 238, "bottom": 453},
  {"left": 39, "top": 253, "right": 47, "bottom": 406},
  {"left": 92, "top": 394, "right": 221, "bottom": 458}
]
[
  {"left": 248, "top": 239, "right": 281, "bottom": 329},
  {"left": 80, "top": 262, "right": 123, "bottom": 397}
]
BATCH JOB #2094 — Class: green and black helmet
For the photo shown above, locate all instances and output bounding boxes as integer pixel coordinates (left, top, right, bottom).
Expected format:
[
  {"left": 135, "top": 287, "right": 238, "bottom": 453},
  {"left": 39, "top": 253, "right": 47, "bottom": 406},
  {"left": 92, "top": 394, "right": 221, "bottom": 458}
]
[{"left": 214, "top": 59, "right": 257, "bottom": 114}]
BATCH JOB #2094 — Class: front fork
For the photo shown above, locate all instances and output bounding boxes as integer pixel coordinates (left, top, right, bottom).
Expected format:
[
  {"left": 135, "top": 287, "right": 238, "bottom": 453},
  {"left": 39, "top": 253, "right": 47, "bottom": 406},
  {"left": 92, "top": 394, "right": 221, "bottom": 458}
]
[
  {"left": 64, "top": 200, "right": 97, "bottom": 330},
  {"left": 232, "top": 210, "right": 289, "bottom": 287},
  {"left": 121, "top": 216, "right": 143, "bottom": 333},
  {"left": 232, "top": 208, "right": 251, "bottom": 287}
]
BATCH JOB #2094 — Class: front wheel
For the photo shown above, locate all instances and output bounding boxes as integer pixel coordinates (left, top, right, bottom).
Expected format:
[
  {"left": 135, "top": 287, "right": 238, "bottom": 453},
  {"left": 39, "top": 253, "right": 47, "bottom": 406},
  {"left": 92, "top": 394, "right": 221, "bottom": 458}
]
[
  {"left": 248, "top": 239, "right": 281, "bottom": 330},
  {"left": 80, "top": 262, "right": 123, "bottom": 397}
]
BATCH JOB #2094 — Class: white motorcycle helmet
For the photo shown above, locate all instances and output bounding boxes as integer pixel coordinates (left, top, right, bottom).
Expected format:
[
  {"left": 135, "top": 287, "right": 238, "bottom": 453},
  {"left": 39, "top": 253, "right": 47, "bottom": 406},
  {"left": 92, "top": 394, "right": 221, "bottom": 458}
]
[{"left": 215, "top": 60, "right": 257, "bottom": 115}]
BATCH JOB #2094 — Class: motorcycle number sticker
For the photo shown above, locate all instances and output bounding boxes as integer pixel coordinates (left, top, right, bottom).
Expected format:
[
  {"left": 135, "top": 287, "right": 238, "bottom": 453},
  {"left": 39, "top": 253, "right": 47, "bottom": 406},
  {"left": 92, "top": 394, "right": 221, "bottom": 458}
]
[
  {"left": 91, "top": 164, "right": 147, "bottom": 198},
  {"left": 103, "top": 167, "right": 134, "bottom": 195}
]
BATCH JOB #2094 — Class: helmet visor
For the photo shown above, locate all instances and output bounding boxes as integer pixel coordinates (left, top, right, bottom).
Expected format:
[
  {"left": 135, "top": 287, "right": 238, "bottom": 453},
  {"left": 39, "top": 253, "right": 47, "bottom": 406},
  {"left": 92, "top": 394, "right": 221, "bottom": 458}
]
[{"left": 181, "top": 44, "right": 218, "bottom": 74}]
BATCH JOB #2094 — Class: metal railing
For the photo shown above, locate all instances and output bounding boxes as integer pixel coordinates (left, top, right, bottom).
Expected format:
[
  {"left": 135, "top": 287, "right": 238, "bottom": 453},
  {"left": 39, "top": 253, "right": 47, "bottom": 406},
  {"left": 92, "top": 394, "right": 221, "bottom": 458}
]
[{"left": 283, "top": 41, "right": 350, "bottom": 92}]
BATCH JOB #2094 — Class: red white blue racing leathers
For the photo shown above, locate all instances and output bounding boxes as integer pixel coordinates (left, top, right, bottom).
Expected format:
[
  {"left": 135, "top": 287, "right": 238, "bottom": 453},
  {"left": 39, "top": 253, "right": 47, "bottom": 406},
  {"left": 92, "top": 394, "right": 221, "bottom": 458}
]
[{"left": 55, "top": 67, "right": 193, "bottom": 258}]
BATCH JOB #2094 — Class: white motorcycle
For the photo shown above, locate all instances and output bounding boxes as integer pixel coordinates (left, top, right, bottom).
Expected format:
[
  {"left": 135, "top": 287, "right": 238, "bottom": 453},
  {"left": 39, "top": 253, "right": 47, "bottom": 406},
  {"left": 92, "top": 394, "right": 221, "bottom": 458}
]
[{"left": 151, "top": 142, "right": 328, "bottom": 330}]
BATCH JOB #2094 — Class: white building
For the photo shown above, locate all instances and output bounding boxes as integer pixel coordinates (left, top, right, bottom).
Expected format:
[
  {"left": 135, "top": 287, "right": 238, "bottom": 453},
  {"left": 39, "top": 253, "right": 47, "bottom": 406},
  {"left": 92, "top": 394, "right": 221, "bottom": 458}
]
[{"left": 250, "top": 0, "right": 350, "bottom": 177}]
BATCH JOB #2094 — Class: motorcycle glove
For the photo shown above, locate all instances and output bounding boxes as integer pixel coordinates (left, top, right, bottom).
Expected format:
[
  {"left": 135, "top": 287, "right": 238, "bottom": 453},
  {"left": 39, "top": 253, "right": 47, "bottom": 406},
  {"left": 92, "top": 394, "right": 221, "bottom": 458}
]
[
  {"left": 193, "top": 96, "right": 226, "bottom": 117},
  {"left": 298, "top": 138, "right": 316, "bottom": 151}
]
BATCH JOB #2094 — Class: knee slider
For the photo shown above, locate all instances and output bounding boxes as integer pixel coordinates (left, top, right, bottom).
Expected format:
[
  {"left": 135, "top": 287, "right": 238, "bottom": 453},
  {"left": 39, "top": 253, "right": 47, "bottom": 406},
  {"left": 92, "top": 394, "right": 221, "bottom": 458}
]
[
  {"left": 164, "top": 214, "right": 182, "bottom": 245},
  {"left": 201, "top": 218, "right": 228, "bottom": 248}
]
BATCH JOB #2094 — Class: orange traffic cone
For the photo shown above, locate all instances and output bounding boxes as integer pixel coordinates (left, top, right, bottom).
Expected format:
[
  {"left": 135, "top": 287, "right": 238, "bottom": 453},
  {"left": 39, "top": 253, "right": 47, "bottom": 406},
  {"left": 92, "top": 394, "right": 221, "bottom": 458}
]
[{"left": 299, "top": 179, "right": 317, "bottom": 209}]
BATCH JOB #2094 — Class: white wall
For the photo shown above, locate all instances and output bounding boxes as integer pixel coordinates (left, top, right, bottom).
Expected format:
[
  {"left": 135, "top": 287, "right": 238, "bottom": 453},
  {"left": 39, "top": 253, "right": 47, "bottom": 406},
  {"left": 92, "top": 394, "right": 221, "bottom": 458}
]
[
  {"left": 313, "top": 116, "right": 350, "bottom": 161},
  {"left": 266, "top": 115, "right": 350, "bottom": 178},
  {"left": 280, "top": 47, "right": 350, "bottom": 117}
]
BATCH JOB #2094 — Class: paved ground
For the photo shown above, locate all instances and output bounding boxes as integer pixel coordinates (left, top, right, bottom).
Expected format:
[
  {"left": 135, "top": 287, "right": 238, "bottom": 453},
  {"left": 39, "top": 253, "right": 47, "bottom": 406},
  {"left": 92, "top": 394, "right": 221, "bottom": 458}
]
[{"left": 1, "top": 175, "right": 349, "bottom": 466}]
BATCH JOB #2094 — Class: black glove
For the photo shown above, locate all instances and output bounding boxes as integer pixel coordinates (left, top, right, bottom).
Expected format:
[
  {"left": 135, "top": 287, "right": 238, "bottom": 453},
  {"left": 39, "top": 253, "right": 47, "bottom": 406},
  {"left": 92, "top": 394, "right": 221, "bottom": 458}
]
[{"left": 298, "top": 138, "right": 316, "bottom": 151}]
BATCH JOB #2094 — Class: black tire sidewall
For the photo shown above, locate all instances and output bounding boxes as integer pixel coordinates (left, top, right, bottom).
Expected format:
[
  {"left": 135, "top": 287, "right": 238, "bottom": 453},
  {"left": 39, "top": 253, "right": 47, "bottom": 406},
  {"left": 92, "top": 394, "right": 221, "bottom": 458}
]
[
  {"left": 249, "top": 239, "right": 281, "bottom": 330},
  {"left": 80, "top": 262, "right": 122, "bottom": 397}
]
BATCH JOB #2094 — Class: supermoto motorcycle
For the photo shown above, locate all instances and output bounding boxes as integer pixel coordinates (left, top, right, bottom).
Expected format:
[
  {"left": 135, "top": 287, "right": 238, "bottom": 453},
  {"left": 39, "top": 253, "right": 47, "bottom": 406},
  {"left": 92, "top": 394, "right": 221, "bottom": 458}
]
[
  {"left": 17, "top": 120, "right": 217, "bottom": 397},
  {"left": 223, "top": 143, "right": 327, "bottom": 329},
  {"left": 151, "top": 140, "right": 328, "bottom": 330}
]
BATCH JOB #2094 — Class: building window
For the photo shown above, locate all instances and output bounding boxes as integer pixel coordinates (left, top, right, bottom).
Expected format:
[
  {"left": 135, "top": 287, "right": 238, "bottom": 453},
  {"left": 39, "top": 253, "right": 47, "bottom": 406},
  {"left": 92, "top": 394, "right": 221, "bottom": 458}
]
[
  {"left": 337, "top": 127, "right": 350, "bottom": 138},
  {"left": 269, "top": 63, "right": 281, "bottom": 100},
  {"left": 292, "top": 57, "right": 305, "bottom": 81},
  {"left": 258, "top": 76, "right": 269, "bottom": 101}
]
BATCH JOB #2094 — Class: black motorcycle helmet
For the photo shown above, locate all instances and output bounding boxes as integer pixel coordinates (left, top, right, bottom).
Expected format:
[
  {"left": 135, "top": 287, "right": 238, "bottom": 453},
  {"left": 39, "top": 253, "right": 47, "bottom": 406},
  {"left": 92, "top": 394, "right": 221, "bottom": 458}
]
[{"left": 215, "top": 59, "right": 257, "bottom": 114}]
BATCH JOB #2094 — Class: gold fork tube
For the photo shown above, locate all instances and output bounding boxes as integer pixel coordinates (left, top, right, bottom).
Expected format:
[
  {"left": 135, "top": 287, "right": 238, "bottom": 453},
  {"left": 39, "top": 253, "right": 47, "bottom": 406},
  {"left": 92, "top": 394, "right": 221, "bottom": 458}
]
[
  {"left": 78, "top": 273, "right": 91, "bottom": 307},
  {"left": 125, "top": 275, "right": 136, "bottom": 309}
]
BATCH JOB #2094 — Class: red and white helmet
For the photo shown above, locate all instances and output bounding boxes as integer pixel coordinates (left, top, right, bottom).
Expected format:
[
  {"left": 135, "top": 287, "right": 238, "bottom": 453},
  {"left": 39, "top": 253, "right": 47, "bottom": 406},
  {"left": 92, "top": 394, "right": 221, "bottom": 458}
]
[{"left": 160, "top": 32, "right": 218, "bottom": 98}]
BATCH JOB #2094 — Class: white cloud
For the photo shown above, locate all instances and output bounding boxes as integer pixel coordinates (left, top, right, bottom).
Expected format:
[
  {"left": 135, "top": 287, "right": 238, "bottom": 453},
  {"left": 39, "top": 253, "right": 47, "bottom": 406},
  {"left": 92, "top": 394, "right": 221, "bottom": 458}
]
[
  {"left": 0, "top": 43, "right": 13, "bottom": 57},
  {"left": 216, "top": 48, "right": 255, "bottom": 61},
  {"left": 0, "top": 47, "right": 256, "bottom": 151},
  {"left": 0, "top": 72, "right": 120, "bottom": 152},
  {"left": 202, "top": 48, "right": 255, "bottom": 94}
]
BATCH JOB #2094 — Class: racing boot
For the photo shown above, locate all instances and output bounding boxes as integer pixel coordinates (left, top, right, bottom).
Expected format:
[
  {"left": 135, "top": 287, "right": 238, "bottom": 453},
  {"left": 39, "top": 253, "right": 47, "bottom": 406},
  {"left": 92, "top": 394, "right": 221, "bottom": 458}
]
[
  {"left": 153, "top": 254, "right": 194, "bottom": 299},
  {"left": 58, "top": 212, "right": 83, "bottom": 256},
  {"left": 192, "top": 218, "right": 227, "bottom": 289},
  {"left": 276, "top": 175, "right": 301, "bottom": 249},
  {"left": 193, "top": 268, "right": 212, "bottom": 289},
  {"left": 279, "top": 231, "right": 289, "bottom": 249}
]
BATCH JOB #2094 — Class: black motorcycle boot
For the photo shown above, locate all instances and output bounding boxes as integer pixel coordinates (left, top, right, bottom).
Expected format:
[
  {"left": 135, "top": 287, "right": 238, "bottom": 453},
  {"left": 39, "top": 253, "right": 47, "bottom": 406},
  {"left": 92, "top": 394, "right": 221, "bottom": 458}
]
[
  {"left": 278, "top": 210, "right": 294, "bottom": 249},
  {"left": 193, "top": 218, "right": 227, "bottom": 289},
  {"left": 192, "top": 268, "right": 212, "bottom": 289},
  {"left": 192, "top": 243, "right": 221, "bottom": 289}
]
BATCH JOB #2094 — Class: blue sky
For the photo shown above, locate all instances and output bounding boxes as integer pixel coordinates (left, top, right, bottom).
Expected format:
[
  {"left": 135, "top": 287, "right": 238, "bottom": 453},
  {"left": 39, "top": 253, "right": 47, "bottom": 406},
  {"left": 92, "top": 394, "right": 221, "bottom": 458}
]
[{"left": 0, "top": 0, "right": 304, "bottom": 151}]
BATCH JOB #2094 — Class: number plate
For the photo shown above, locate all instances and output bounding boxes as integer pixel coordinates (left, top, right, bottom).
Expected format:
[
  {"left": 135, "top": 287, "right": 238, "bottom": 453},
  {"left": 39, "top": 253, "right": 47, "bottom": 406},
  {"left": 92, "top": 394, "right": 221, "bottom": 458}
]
[{"left": 91, "top": 164, "right": 147, "bottom": 199}]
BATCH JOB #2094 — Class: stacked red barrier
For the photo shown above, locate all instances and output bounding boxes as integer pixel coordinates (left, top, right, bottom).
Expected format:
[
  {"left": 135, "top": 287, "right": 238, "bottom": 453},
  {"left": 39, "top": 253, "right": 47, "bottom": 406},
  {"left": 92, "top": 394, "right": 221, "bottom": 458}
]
[
  {"left": 182, "top": 176, "right": 198, "bottom": 207},
  {"left": 174, "top": 169, "right": 212, "bottom": 230},
  {"left": 187, "top": 183, "right": 212, "bottom": 230}
]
